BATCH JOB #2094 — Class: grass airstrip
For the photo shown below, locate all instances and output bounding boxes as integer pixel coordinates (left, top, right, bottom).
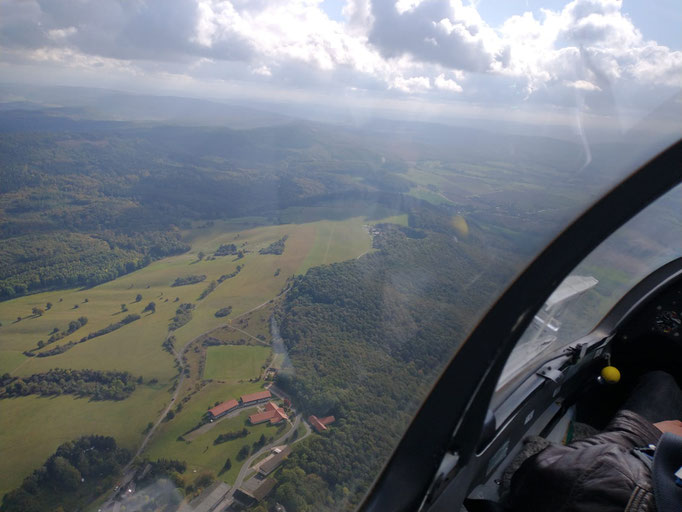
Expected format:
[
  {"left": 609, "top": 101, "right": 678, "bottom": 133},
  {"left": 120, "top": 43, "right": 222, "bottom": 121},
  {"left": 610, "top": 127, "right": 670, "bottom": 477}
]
[{"left": 0, "top": 211, "right": 404, "bottom": 497}]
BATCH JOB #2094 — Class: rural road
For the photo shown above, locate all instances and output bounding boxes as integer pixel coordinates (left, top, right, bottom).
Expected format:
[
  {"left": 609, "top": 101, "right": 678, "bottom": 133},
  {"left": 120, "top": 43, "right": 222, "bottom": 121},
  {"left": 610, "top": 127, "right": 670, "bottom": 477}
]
[
  {"left": 101, "top": 299, "right": 297, "bottom": 509},
  {"left": 100, "top": 323, "right": 221, "bottom": 509},
  {"left": 226, "top": 412, "right": 310, "bottom": 501},
  {"left": 293, "top": 417, "right": 312, "bottom": 444},
  {"left": 124, "top": 304, "right": 270, "bottom": 467}
]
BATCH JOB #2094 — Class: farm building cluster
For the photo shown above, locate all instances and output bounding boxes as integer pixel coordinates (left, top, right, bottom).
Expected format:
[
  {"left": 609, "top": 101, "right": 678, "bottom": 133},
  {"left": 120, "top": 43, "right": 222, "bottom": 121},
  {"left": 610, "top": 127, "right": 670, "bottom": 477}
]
[
  {"left": 249, "top": 401, "right": 288, "bottom": 425},
  {"left": 206, "top": 390, "right": 288, "bottom": 425}
]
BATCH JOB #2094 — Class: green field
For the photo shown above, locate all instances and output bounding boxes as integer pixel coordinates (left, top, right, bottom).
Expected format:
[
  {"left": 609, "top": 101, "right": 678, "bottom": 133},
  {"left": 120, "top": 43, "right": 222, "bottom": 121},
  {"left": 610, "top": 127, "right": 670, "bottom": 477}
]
[
  {"left": 408, "top": 187, "right": 455, "bottom": 206},
  {"left": 0, "top": 211, "right": 401, "bottom": 498},
  {"left": 0, "top": 385, "right": 167, "bottom": 497},
  {"left": 204, "top": 345, "right": 271, "bottom": 381}
]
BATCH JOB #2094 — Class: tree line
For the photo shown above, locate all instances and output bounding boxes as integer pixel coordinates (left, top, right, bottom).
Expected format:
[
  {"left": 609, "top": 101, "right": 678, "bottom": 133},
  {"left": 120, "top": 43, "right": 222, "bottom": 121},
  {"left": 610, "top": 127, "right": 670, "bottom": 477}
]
[
  {"left": 217, "top": 264, "right": 243, "bottom": 283},
  {"left": 0, "top": 369, "right": 137, "bottom": 400},
  {"left": 23, "top": 314, "right": 140, "bottom": 358},
  {"left": 214, "top": 428, "right": 248, "bottom": 445},
  {"left": 169, "top": 303, "right": 194, "bottom": 331},
  {"left": 172, "top": 274, "right": 206, "bottom": 287}
]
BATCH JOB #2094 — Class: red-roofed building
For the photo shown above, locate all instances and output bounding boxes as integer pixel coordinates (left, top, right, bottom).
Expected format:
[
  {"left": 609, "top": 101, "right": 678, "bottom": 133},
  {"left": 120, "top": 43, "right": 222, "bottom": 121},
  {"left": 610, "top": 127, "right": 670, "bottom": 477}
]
[
  {"left": 208, "top": 399, "right": 239, "bottom": 420},
  {"left": 309, "top": 414, "right": 336, "bottom": 433},
  {"left": 240, "top": 390, "right": 271, "bottom": 405},
  {"left": 249, "top": 401, "right": 289, "bottom": 425},
  {"left": 271, "top": 408, "right": 288, "bottom": 424}
]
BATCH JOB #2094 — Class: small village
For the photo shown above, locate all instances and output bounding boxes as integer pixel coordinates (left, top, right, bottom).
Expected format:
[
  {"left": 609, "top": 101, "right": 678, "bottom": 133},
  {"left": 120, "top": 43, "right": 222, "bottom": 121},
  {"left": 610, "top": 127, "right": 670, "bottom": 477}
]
[{"left": 106, "top": 384, "right": 336, "bottom": 512}]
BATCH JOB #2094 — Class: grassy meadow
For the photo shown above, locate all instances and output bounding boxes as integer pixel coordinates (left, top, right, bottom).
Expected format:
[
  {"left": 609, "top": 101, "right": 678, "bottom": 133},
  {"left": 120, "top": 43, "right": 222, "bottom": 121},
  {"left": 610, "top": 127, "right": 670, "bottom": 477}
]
[
  {"left": 0, "top": 211, "right": 395, "bottom": 498},
  {"left": 0, "top": 385, "right": 167, "bottom": 498},
  {"left": 203, "top": 345, "right": 271, "bottom": 381}
]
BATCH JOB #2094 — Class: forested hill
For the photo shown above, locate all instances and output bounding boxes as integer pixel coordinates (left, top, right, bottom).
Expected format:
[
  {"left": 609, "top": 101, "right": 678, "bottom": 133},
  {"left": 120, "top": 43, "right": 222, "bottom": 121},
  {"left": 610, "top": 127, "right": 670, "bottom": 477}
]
[
  {"left": 0, "top": 106, "right": 614, "bottom": 302},
  {"left": 0, "top": 110, "right": 405, "bottom": 300},
  {"left": 272, "top": 220, "right": 518, "bottom": 511}
]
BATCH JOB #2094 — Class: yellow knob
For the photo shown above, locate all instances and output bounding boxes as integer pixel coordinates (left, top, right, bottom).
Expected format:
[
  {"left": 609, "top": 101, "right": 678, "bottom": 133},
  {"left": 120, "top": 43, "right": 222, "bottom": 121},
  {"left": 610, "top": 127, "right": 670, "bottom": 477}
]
[{"left": 601, "top": 366, "right": 621, "bottom": 384}]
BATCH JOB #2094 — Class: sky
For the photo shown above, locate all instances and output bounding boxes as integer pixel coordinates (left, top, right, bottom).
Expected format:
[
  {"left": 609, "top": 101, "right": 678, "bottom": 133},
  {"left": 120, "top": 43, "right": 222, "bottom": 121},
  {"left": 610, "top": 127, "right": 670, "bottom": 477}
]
[{"left": 0, "top": 0, "right": 680, "bottom": 130}]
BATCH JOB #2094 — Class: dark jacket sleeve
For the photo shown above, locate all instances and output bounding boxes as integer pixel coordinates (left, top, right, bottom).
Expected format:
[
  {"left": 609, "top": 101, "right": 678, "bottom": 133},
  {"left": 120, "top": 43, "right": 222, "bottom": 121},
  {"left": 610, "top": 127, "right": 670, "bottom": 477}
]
[{"left": 508, "top": 410, "right": 661, "bottom": 512}]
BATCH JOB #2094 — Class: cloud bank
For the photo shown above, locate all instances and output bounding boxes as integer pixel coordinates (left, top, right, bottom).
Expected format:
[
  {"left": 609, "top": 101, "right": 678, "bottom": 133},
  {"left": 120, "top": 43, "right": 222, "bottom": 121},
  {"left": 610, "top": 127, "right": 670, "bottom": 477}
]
[{"left": 0, "top": 0, "right": 680, "bottom": 120}]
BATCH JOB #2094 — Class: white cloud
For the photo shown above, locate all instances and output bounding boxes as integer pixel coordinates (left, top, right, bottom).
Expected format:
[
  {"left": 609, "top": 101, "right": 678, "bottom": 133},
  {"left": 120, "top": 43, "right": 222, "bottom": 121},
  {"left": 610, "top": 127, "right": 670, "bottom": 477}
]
[
  {"left": 434, "top": 73, "right": 463, "bottom": 92},
  {"left": 390, "top": 75, "right": 431, "bottom": 92},
  {"left": 565, "top": 79, "right": 601, "bottom": 91},
  {"left": 47, "top": 27, "right": 77, "bottom": 40},
  {"left": 251, "top": 64, "right": 272, "bottom": 76},
  {"left": 0, "top": 0, "right": 679, "bottom": 116}
]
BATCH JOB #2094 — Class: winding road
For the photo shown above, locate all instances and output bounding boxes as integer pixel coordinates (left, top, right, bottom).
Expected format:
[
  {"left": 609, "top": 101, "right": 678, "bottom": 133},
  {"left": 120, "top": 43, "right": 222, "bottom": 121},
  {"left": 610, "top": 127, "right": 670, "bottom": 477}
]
[
  {"left": 101, "top": 302, "right": 304, "bottom": 510},
  {"left": 226, "top": 412, "right": 311, "bottom": 501}
]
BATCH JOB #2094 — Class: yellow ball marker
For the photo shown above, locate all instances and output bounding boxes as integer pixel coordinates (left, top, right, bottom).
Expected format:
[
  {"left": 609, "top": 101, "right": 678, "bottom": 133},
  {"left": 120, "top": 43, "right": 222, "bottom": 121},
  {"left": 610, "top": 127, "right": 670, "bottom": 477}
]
[{"left": 600, "top": 366, "right": 621, "bottom": 384}]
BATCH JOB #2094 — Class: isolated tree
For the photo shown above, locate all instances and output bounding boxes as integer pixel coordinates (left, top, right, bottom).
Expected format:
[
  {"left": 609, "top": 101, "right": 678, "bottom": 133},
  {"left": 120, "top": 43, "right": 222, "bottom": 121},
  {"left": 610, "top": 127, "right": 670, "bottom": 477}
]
[
  {"left": 220, "top": 458, "right": 232, "bottom": 475},
  {"left": 237, "top": 445, "right": 250, "bottom": 461},
  {"left": 46, "top": 302, "right": 53, "bottom": 310},
  {"left": 16, "top": 316, "right": 21, "bottom": 322},
  {"left": 135, "top": 294, "right": 142, "bottom": 302},
  {"left": 83, "top": 298, "right": 88, "bottom": 303},
  {"left": 165, "top": 410, "right": 175, "bottom": 421},
  {"left": 143, "top": 301, "right": 156, "bottom": 314},
  {"left": 32, "top": 307, "right": 44, "bottom": 316},
  {"left": 198, "top": 251, "right": 205, "bottom": 261},
  {"left": 120, "top": 304, "right": 127, "bottom": 312}
]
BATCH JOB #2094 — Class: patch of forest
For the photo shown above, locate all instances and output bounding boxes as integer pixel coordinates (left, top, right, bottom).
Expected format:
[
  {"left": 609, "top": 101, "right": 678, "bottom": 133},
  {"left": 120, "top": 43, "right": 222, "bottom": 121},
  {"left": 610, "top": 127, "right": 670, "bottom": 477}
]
[
  {"left": 215, "top": 243, "right": 238, "bottom": 256},
  {"left": 0, "top": 231, "right": 188, "bottom": 301},
  {"left": 214, "top": 306, "right": 232, "bottom": 318},
  {"left": 0, "top": 369, "right": 137, "bottom": 400},
  {"left": 0, "top": 436, "right": 129, "bottom": 512},
  {"left": 172, "top": 275, "right": 206, "bottom": 287},
  {"left": 259, "top": 235, "right": 288, "bottom": 255},
  {"left": 169, "top": 303, "right": 194, "bottom": 331},
  {"left": 269, "top": 217, "right": 518, "bottom": 511}
]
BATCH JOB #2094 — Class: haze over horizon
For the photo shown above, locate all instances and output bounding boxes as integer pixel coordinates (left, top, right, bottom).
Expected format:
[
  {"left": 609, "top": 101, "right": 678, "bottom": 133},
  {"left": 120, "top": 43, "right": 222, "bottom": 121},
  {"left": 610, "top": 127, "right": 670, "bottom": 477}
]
[{"left": 1, "top": 0, "right": 681, "bottom": 133}]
